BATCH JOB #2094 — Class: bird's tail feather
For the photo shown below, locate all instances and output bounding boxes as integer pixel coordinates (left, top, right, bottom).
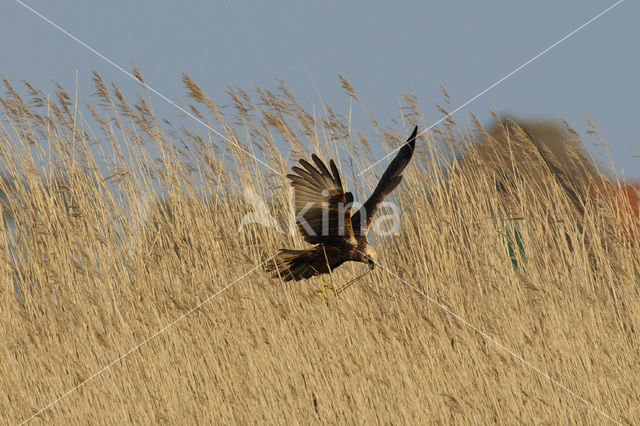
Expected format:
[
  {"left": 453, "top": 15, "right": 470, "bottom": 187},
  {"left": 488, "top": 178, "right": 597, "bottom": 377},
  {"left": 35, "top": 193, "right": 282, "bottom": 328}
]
[{"left": 265, "top": 249, "right": 320, "bottom": 281}]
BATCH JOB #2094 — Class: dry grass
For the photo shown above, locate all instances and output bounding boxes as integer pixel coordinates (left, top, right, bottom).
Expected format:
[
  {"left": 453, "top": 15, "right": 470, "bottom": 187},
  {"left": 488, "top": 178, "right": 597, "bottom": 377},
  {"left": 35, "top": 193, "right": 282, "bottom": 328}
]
[{"left": 0, "top": 74, "right": 638, "bottom": 425}]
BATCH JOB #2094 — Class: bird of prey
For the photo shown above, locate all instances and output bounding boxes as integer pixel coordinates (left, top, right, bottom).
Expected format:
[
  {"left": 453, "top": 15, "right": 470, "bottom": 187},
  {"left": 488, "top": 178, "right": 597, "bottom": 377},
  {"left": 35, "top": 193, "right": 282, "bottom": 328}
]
[{"left": 266, "top": 126, "right": 418, "bottom": 285}]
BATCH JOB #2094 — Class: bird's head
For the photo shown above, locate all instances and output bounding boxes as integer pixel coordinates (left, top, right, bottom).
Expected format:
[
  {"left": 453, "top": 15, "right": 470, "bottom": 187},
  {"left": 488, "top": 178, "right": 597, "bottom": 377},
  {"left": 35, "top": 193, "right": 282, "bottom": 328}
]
[{"left": 360, "top": 246, "right": 378, "bottom": 269}]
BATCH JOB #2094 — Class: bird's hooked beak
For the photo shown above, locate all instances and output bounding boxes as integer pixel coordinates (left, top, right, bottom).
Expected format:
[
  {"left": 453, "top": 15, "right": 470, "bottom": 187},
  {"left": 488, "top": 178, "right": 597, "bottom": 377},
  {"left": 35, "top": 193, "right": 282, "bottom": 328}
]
[{"left": 368, "top": 258, "right": 376, "bottom": 270}]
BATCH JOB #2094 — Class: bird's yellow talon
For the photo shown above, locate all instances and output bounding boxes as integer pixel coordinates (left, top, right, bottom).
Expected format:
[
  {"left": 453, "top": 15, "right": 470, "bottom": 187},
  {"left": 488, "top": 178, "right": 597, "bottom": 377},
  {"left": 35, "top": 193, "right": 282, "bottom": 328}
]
[
  {"left": 315, "top": 285, "right": 329, "bottom": 305},
  {"left": 315, "top": 284, "right": 343, "bottom": 303}
]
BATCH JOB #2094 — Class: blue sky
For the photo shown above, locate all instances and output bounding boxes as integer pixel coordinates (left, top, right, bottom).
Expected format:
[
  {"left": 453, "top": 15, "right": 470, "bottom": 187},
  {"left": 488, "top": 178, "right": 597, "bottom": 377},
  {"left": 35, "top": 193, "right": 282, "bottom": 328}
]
[{"left": 2, "top": 1, "right": 638, "bottom": 177}]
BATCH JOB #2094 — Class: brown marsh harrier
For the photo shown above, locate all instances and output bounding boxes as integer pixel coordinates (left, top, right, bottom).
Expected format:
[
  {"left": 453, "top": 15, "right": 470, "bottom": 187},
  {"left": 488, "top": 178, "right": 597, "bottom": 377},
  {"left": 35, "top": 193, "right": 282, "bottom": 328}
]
[{"left": 266, "top": 126, "right": 417, "bottom": 285}]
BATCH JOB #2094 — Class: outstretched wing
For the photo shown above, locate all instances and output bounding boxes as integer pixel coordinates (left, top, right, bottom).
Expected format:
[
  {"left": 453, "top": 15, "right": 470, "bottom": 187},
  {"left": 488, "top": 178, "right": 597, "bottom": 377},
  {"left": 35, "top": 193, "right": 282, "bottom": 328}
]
[
  {"left": 287, "top": 154, "right": 356, "bottom": 246},
  {"left": 352, "top": 126, "right": 417, "bottom": 235}
]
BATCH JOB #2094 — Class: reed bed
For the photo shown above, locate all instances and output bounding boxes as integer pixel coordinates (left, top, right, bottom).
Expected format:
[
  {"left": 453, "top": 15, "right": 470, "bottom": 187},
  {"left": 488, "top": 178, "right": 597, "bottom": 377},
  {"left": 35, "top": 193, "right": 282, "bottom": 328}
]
[{"left": 0, "top": 73, "right": 638, "bottom": 424}]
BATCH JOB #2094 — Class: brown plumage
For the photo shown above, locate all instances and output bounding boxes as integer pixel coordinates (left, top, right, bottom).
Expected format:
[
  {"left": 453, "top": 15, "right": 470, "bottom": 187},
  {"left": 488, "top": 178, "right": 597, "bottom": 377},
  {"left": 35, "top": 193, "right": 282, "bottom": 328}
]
[{"left": 266, "top": 126, "right": 418, "bottom": 281}]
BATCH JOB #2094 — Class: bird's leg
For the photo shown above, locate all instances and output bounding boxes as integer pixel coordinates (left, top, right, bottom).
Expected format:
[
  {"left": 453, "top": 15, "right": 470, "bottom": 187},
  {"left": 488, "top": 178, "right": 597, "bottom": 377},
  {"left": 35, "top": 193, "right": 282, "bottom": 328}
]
[
  {"left": 315, "top": 284, "right": 330, "bottom": 305},
  {"left": 316, "top": 245, "right": 340, "bottom": 304},
  {"left": 315, "top": 283, "right": 342, "bottom": 304}
]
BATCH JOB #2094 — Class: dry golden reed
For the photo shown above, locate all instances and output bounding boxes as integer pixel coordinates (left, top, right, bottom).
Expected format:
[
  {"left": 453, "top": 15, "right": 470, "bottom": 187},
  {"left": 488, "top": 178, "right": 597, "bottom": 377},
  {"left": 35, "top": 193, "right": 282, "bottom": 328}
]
[{"left": 0, "top": 73, "right": 638, "bottom": 424}]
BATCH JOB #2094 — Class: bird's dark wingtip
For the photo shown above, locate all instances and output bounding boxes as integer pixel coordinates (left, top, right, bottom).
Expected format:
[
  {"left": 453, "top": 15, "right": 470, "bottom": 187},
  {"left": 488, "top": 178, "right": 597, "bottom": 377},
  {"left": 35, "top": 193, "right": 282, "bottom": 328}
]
[
  {"left": 407, "top": 126, "right": 418, "bottom": 151},
  {"left": 299, "top": 158, "right": 314, "bottom": 171}
]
